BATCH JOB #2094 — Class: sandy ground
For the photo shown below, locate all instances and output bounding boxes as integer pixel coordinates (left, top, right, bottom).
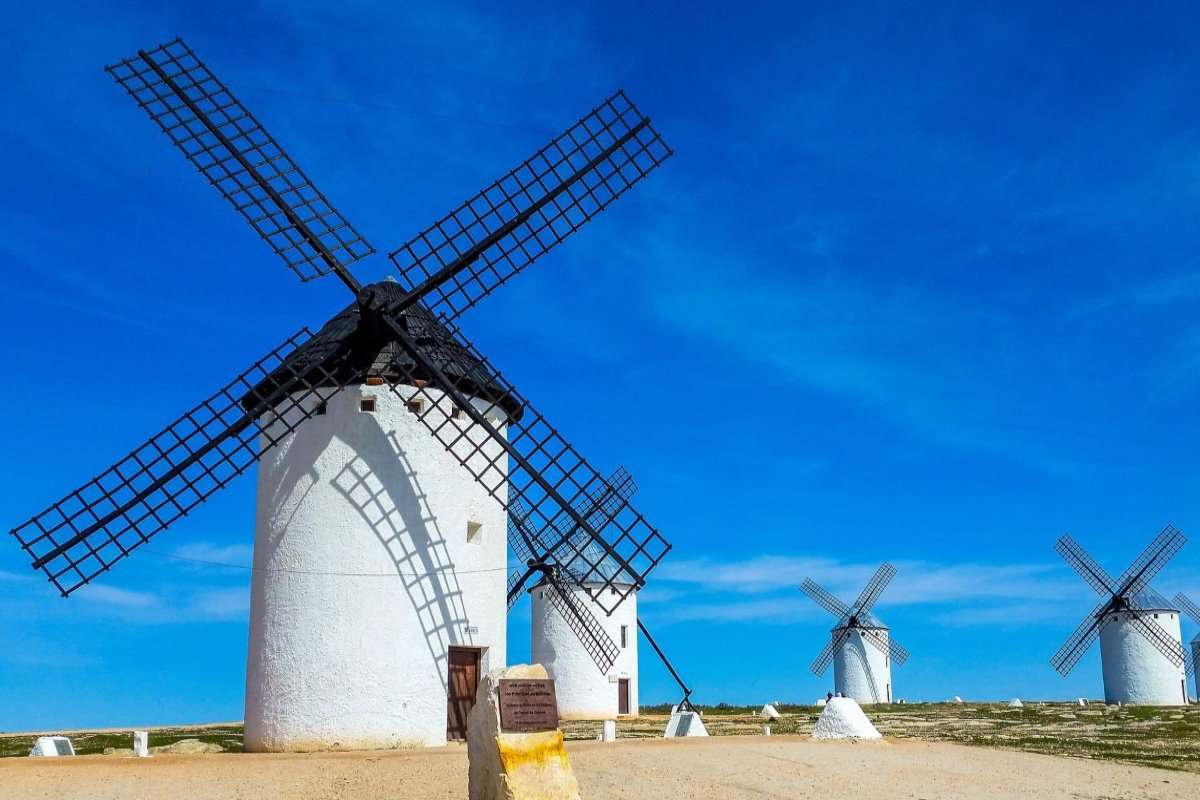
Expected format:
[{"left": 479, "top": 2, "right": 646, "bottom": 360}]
[{"left": 2, "top": 735, "right": 1195, "bottom": 800}]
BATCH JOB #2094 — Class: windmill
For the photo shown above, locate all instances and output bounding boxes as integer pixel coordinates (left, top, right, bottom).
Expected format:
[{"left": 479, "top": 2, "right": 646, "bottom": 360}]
[
  {"left": 7, "top": 38, "right": 674, "bottom": 750},
  {"left": 508, "top": 466, "right": 697, "bottom": 719},
  {"left": 1173, "top": 593, "right": 1200, "bottom": 701},
  {"left": 801, "top": 563, "right": 909, "bottom": 704},
  {"left": 1051, "top": 526, "right": 1190, "bottom": 705}
]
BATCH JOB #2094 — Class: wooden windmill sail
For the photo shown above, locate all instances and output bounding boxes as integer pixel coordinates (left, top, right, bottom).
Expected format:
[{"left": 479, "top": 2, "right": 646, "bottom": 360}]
[
  {"left": 7, "top": 37, "right": 676, "bottom": 748},
  {"left": 801, "top": 563, "right": 910, "bottom": 704}
]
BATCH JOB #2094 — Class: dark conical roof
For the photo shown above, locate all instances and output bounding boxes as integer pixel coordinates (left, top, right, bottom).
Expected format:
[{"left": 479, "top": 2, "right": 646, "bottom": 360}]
[{"left": 242, "top": 281, "right": 521, "bottom": 419}]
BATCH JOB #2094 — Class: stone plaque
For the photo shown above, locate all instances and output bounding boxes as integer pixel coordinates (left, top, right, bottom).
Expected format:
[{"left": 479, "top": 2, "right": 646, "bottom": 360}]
[{"left": 498, "top": 678, "right": 559, "bottom": 732}]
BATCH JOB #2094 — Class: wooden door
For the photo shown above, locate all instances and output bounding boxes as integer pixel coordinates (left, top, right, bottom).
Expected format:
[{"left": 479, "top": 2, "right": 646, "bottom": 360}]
[
  {"left": 447, "top": 647, "right": 482, "bottom": 740},
  {"left": 617, "top": 678, "right": 630, "bottom": 715}
]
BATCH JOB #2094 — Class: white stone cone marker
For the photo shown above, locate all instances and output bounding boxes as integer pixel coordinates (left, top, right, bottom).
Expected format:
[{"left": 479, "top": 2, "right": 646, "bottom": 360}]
[
  {"left": 1008, "top": 698, "right": 1023, "bottom": 708},
  {"left": 812, "top": 697, "right": 881, "bottom": 740},
  {"left": 760, "top": 704, "right": 781, "bottom": 720}
]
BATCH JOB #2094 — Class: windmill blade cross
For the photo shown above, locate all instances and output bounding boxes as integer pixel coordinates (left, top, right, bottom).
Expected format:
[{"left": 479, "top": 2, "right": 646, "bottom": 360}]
[
  {"left": 388, "top": 91, "right": 672, "bottom": 323},
  {"left": 10, "top": 329, "right": 352, "bottom": 594},
  {"left": 107, "top": 39, "right": 373, "bottom": 288},
  {"left": 1055, "top": 535, "right": 1116, "bottom": 597},
  {"left": 800, "top": 578, "right": 850, "bottom": 620},
  {"left": 851, "top": 562, "right": 897, "bottom": 617},
  {"left": 14, "top": 38, "right": 675, "bottom": 613}
]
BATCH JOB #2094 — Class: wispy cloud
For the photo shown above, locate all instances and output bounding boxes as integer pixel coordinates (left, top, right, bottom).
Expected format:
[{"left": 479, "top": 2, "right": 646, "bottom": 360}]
[
  {"left": 168, "top": 542, "right": 254, "bottom": 570},
  {"left": 651, "top": 552, "right": 1081, "bottom": 627},
  {"left": 77, "top": 584, "right": 159, "bottom": 609}
]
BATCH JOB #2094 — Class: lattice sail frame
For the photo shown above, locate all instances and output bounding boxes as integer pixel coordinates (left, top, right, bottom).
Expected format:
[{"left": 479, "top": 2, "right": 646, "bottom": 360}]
[
  {"left": 10, "top": 37, "right": 675, "bottom": 615},
  {"left": 389, "top": 90, "right": 672, "bottom": 323},
  {"left": 378, "top": 310, "right": 669, "bottom": 616},
  {"left": 801, "top": 563, "right": 910, "bottom": 675},
  {"left": 1051, "top": 527, "right": 1189, "bottom": 676},
  {"left": 10, "top": 330, "right": 352, "bottom": 594},
  {"left": 540, "top": 571, "right": 621, "bottom": 675},
  {"left": 506, "top": 466, "right": 637, "bottom": 606},
  {"left": 107, "top": 39, "right": 375, "bottom": 282}
]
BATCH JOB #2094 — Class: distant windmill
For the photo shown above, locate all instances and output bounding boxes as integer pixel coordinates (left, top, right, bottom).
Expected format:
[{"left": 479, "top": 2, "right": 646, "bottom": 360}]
[
  {"left": 509, "top": 467, "right": 696, "bottom": 719},
  {"left": 7, "top": 38, "right": 674, "bottom": 749},
  {"left": 1051, "top": 526, "right": 1190, "bottom": 705},
  {"left": 801, "top": 563, "right": 909, "bottom": 704},
  {"left": 1173, "top": 593, "right": 1200, "bottom": 701}
]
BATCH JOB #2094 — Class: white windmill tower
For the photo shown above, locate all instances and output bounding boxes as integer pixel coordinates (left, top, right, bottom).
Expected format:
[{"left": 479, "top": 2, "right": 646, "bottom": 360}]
[
  {"left": 1052, "top": 527, "right": 1190, "bottom": 705},
  {"left": 801, "top": 563, "right": 910, "bottom": 704},
  {"left": 509, "top": 468, "right": 695, "bottom": 721},
  {"left": 1171, "top": 593, "right": 1200, "bottom": 702},
  {"left": 9, "top": 39, "right": 674, "bottom": 751}
]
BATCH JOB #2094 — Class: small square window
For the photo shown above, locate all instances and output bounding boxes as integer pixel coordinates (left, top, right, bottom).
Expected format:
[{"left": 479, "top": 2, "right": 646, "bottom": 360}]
[
  {"left": 406, "top": 399, "right": 424, "bottom": 415},
  {"left": 451, "top": 407, "right": 465, "bottom": 420},
  {"left": 467, "top": 521, "right": 482, "bottom": 544},
  {"left": 359, "top": 397, "right": 376, "bottom": 413},
  {"left": 314, "top": 400, "right": 327, "bottom": 416}
]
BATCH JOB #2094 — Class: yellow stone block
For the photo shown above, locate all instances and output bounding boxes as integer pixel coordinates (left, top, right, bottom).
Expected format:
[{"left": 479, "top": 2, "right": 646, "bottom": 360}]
[{"left": 497, "top": 730, "right": 579, "bottom": 799}]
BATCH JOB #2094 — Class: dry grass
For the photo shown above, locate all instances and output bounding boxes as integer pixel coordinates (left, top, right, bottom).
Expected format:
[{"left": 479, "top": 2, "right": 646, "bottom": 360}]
[
  {"left": 562, "top": 702, "right": 1200, "bottom": 772},
  {"left": 3, "top": 703, "right": 1197, "bottom": 772}
]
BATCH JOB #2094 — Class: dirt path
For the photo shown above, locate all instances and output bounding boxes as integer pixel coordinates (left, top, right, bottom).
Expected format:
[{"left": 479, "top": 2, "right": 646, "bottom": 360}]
[{"left": 2, "top": 735, "right": 1193, "bottom": 799}]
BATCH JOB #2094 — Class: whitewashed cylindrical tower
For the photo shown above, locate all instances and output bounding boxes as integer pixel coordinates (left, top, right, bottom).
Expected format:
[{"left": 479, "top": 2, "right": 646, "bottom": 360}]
[
  {"left": 243, "top": 288, "right": 512, "bottom": 751},
  {"left": 531, "top": 581, "right": 639, "bottom": 719},
  {"left": 1099, "top": 594, "right": 1188, "bottom": 706},
  {"left": 831, "top": 615, "right": 893, "bottom": 704}
]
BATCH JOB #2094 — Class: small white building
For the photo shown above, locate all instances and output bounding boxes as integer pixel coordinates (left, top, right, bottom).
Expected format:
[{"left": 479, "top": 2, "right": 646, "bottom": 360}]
[
  {"left": 1098, "top": 591, "right": 1189, "bottom": 706},
  {"left": 831, "top": 611, "right": 893, "bottom": 705},
  {"left": 243, "top": 290, "right": 514, "bottom": 751},
  {"left": 531, "top": 579, "right": 639, "bottom": 719}
]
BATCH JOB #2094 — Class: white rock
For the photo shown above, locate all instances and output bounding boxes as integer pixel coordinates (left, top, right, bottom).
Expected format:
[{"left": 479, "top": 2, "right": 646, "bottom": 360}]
[
  {"left": 28, "top": 737, "right": 74, "bottom": 757},
  {"left": 598, "top": 720, "right": 616, "bottom": 742},
  {"left": 759, "top": 704, "right": 781, "bottom": 720},
  {"left": 812, "top": 697, "right": 881, "bottom": 740},
  {"left": 664, "top": 710, "right": 708, "bottom": 737}
]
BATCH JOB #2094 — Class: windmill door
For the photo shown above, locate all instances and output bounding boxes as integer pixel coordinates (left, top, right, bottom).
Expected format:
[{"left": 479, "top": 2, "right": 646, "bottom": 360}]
[
  {"left": 618, "top": 679, "right": 630, "bottom": 715},
  {"left": 447, "top": 647, "right": 482, "bottom": 740}
]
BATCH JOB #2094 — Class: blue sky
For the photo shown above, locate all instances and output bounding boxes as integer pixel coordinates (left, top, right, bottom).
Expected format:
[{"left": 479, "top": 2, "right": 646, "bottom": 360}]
[{"left": 3, "top": 1, "right": 1200, "bottom": 731}]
